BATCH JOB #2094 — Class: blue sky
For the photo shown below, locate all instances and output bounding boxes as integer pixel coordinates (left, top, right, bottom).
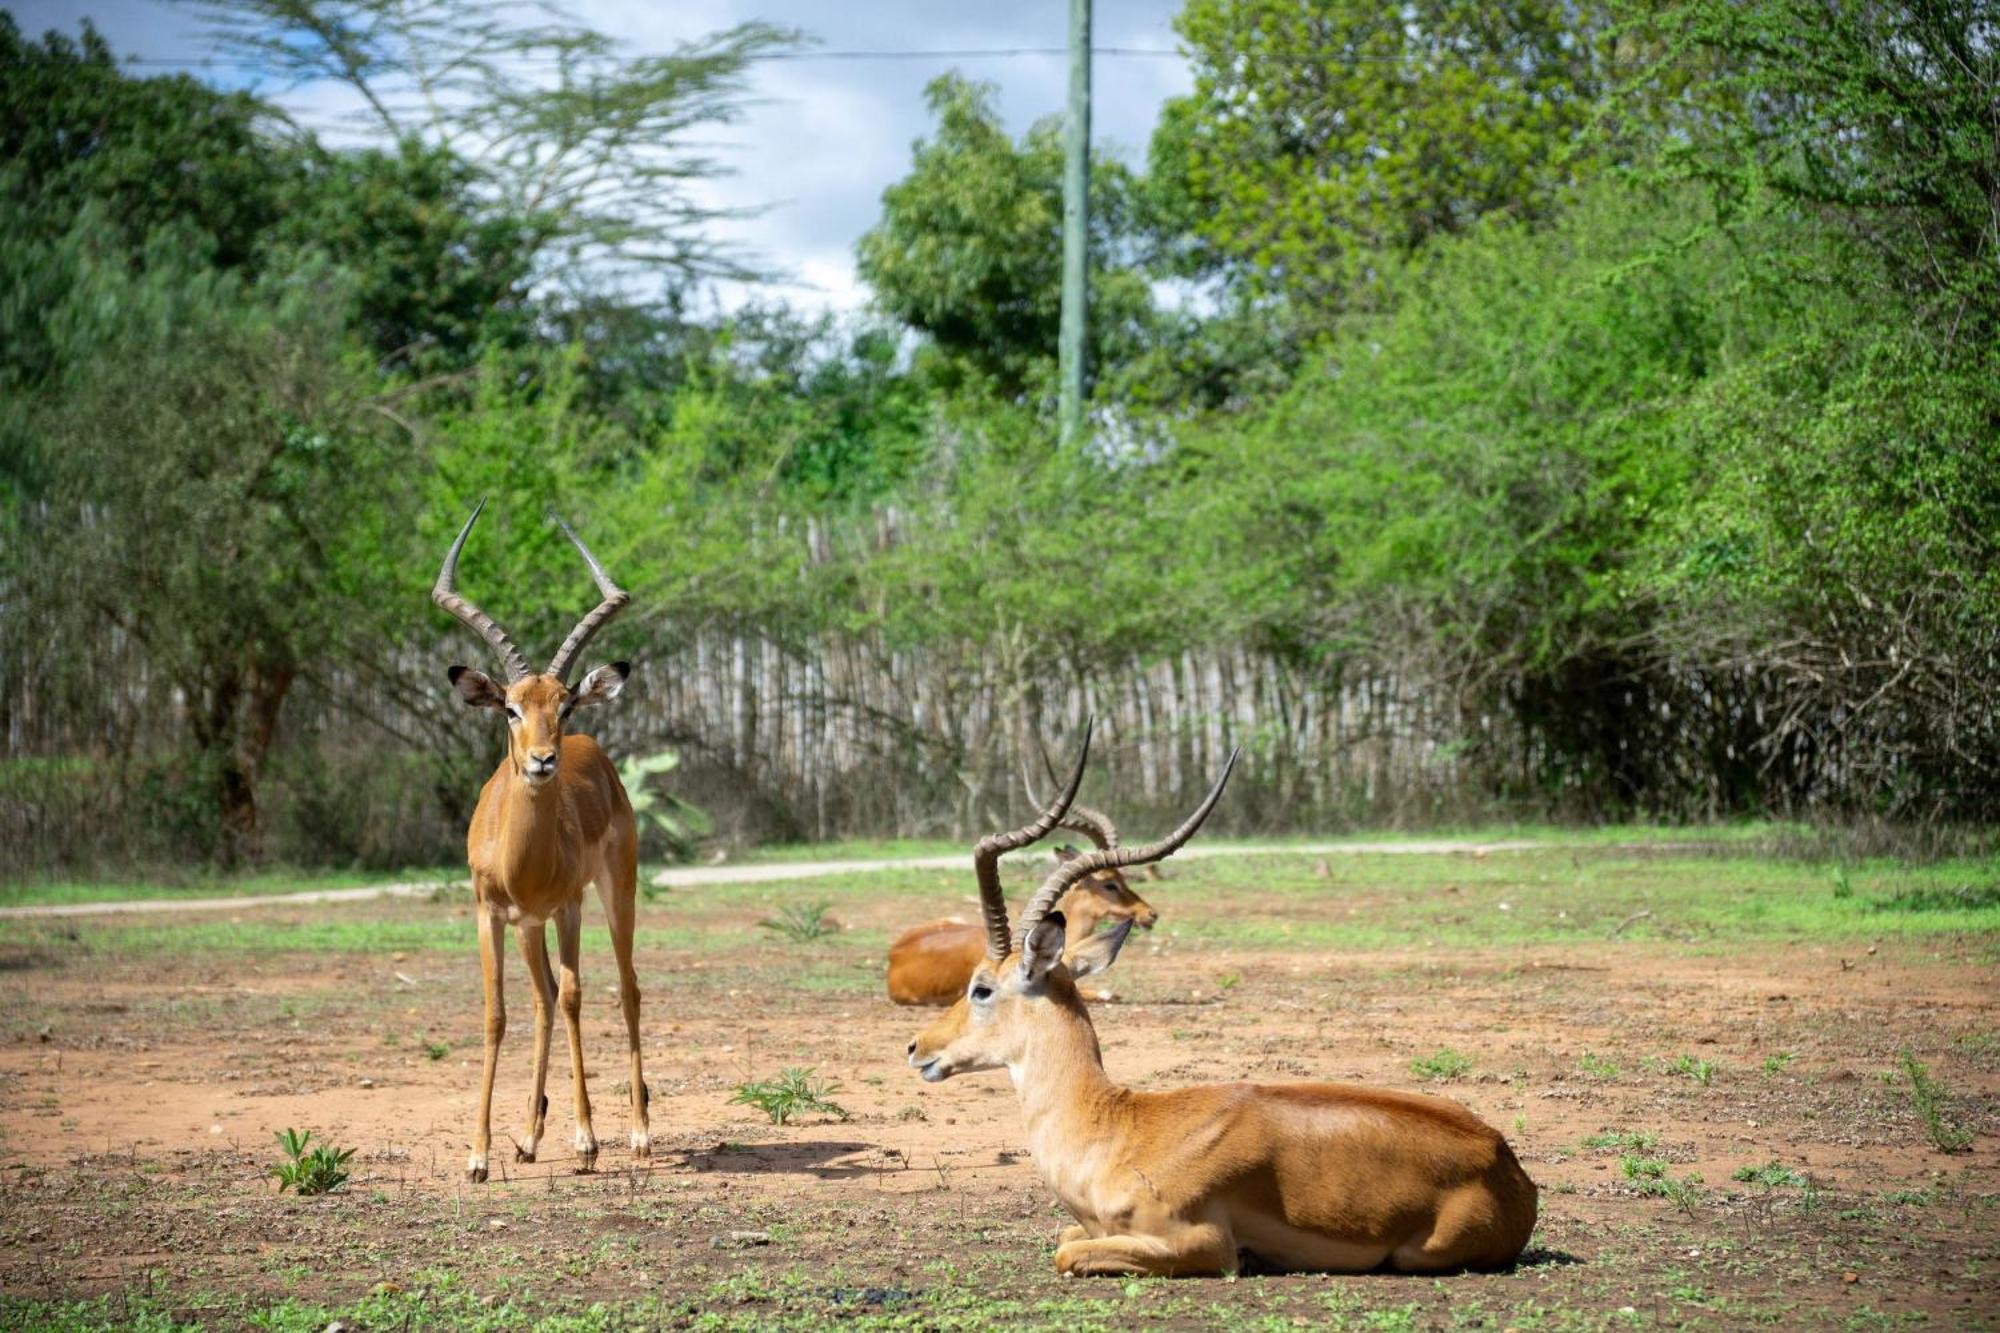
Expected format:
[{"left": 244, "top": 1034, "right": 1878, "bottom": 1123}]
[{"left": 13, "top": 0, "right": 1193, "bottom": 313}]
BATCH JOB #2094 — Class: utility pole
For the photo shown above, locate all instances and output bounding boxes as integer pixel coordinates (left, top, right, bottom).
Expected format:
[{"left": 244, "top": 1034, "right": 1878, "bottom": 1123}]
[{"left": 1058, "top": 0, "right": 1091, "bottom": 447}]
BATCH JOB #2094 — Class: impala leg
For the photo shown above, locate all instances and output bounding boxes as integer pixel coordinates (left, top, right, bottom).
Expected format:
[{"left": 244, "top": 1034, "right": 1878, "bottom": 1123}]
[
  {"left": 553, "top": 900, "right": 597, "bottom": 1169},
  {"left": 1054, "top": 1223, "right": 1237, "bottom": 1278},
  {"left": 468, "top": 906, "right": 507, "bottom": 1184},
  {"left": 512, "top": 920, "right": 557, "bottom": 1163},
  {"left": 595, "top": 857, "right": 649, "bottom": 1159}
]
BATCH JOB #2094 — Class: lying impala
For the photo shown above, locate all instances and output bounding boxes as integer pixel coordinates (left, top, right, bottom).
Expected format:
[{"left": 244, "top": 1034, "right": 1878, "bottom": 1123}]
[
  {"left": 885, "top": 753, "right": 1157, "bottom": 1007},
  {"left": 433, "top": 501, "right": 648, "bottom": 1182},
  {"left": 906, "top": 753, "right": 1539, "bottom": 1277}
]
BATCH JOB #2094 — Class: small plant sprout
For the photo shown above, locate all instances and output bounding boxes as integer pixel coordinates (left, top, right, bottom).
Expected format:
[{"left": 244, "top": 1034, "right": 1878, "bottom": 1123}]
[
  {"left": 1409, "top": 1048, "right": 1472, "bottom": 1081},
  {"left": 1578, "top": 1051, "right": 1620, "bottom": 1080},
  {"left": 730, "top": 1068, "right": 849, "bottom": 1126},
  {"left": 270, "top": 1128, "right": 355, "bottom": 1196},
  {"left": 759, "top": 901, "right": 839, "bottom": 944},
  {"left": 1899, "top": 1051, "right": 1974, "bottom": 1152},
  {"left": 1763, "top": 1051, "right": 1796, "bottom": 1075},
  {"left": 1582, "top": 1128, "right": 1659, "bottom": 1151},
  {"left": 422, "top": 1038, "right": 450, "bottom": 1061},
  {"left": 1669, "top": 1054, "right": 1718, "bottom": 1086},
  {"left": 1832, "top": 866, "right": 1854, "bottom": 899}
]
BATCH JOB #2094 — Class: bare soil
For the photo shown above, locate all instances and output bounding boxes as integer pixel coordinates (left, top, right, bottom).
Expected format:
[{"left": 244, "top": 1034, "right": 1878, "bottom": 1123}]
[{"left": 1, "top": 875, "right": 1995, "bottom": 1329}]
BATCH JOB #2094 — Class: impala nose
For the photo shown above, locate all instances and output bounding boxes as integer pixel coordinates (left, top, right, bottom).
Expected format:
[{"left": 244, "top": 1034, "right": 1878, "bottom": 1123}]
[
  {"left": 906, "top": 1041, "right": 916, "bottom": 1057},
  {"left": 525, "top": 749, "right": 558, "bottom": 779}
]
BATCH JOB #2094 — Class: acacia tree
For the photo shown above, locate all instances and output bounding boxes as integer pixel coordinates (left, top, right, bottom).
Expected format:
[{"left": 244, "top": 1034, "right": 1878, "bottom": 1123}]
[{"left": 186, "top": 0, "right": 801, "bottom": 293}]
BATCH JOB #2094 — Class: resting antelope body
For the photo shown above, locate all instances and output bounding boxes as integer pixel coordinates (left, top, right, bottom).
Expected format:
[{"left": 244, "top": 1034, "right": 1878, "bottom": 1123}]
[
  {"left": 433, "top": 502, "right": 649, "bottom": 1182},
  {"left": 906, "top": 756, "right": 1538, "bottom": 1277}
]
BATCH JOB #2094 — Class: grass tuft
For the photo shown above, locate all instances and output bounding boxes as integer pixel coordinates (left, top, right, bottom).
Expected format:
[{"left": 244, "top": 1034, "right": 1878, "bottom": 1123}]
[
  {"left": 1409, "top": 1048, "right": 1472, "bottom": 1081},
  {"left": 1732, "top": 1160, "right": 1807, "bottom": 1187},
  {"left": 759, "top": 901, "right": 840, "bottom": 943},
  {"left": 1898, "top": 1051, "right": 1974, "bottom": 1152}
]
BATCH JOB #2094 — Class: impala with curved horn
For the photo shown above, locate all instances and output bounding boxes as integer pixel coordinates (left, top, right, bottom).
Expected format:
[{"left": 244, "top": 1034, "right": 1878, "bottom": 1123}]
[
  {"left": 433, "top": 500, "right": 648, "bottom": 1183},
  {"left": 907, "top": 752, "right": 1538, "bottom": 1276},
  {"left": 884, "top": 730, "right": 1157, "bottom": 1006}
]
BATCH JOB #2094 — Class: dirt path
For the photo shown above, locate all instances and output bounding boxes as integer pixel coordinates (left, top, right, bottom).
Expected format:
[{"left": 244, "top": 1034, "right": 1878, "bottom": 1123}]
[{"left": 0, "top": 839, "right": 1552, "bottom": 920}]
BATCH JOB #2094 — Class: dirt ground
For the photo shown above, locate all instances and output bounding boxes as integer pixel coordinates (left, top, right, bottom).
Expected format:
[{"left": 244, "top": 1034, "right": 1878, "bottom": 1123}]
[{"left": 1, "top": 855, "right": 1995, "bottom": 1330}]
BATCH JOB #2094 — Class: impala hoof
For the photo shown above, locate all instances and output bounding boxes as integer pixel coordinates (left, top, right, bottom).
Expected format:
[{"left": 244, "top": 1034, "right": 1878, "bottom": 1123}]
[
  {"left": 514, "top": 1145, "right": 536, "bottom": 1164},
  {"left": 631, "top": 1131, "right": 652, "bottom": 1159},
  {"left": 467, "top": 1162, "right": 489, "bottom": 1184}
]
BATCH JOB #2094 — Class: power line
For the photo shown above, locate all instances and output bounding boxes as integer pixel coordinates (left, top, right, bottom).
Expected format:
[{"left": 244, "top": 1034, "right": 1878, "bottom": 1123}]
[{"left": 90, "top": 45, "right": 1193, "bottom": 71}]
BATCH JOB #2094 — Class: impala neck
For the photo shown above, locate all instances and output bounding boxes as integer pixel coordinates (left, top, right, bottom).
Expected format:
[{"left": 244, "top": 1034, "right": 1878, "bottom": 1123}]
[
  {"left": 494, "top": 765, "right": 566, "bottom": 886},
  {"left": 1010, "top": 984, "right": 1121, "bottom": 1141}
]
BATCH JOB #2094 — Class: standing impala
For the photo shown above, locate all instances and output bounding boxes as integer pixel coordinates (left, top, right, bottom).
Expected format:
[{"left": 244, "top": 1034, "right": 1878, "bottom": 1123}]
[
  {"left": 433, "top": 501, "right": 648, "bottom": 1183},
  {"left": 886, "top": 764, "right": 1157, "bottom": 1007},
  {"left": 907, "top": 753, "right": 1539, "bottom": 1277}
]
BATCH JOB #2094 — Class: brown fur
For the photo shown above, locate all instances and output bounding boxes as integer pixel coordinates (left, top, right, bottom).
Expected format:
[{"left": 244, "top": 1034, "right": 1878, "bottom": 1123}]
[{"left": 908, "top": 941, "right": 1537, "bottom": 1277}]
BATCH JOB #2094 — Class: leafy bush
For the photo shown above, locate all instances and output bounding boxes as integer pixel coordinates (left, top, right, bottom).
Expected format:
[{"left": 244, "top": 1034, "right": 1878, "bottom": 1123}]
[
  {"left": 618, "top": 750, "right": 712, "bottom": 864},
  {"left": 270, "top": 1128, "right": 355, "bottom": 1195},
  {"left": 729, "top": 1068, "right": 848, "bottom": 1126}
]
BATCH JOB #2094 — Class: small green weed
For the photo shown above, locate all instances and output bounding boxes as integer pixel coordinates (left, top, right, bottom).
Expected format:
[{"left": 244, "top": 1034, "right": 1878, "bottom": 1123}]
[
  {"left": 1831, "top": 866, "right": 1854, "bottom": 900},
  {"left": 729, "top": 1067, "right": 849, "bottom": 1126},
  {"left": 1899, "top": 1051, "right": 1974, "bottom": 1152},
  {"left": 1762, "top": 1051, "right": 1795, "bottom": 1074},
  {"left": 1624, "top": 1155, "right": 1705, "bottom": 1212},
  {"left": 270, "top": 1128, "right": 354, "bottom": 1196},
  {"left": 1732, "top": 1160, "right": 1807, "bottom": 1187},
  {"left": 421, "top": 1038, "right": 450, "bottom": 1061},
  {"left": 1216, "top": 972, "right": 1242, "bottom": 991},
  {"left": 1669, "top": 1054, "right": 1718, "bottom": 1086},
  {"left": 1409, "top": 1048, "right": 1472, "bottom": 1081},
  {"left": 759, "top": 901, "right": 839, "bottom": 943},
  {"left": 1577, "top": 1050, "right": 1620, "bottom": 1080},
  {"left": 1621, "top": 1154, "right": 1668, "bottom": 1184},
  {"left": 1582, "top": 1128, "right": 1659, "bottom": 1151}
]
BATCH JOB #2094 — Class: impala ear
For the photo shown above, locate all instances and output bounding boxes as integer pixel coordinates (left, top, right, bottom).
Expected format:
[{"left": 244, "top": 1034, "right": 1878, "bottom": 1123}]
[
  {"left": 1021, "top": 913, "right": 1068, "bottom": 984},
  {"left": 564, "top": 661, "right": 630, "bottom": 716},
  {"left": 449, "top": 665, "right": 506, "bottom": 710},
  {"left": 1066, "top": 919, "right": 1134, "bottom": 979}
]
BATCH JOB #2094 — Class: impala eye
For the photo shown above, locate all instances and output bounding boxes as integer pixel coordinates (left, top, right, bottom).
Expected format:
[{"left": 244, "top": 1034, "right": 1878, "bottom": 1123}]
[
  {"left": 970, "top": 983, "right": 994, "bottom": 1003},
  {"left": 504, "top": 705, "right": 522, "bottom": 722}
]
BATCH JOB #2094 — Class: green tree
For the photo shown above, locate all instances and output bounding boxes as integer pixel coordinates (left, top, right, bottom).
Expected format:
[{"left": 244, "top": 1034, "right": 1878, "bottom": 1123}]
[
  {"left": 1154, "top": 0, "right": 1620, "bottom": 319},
  {"left": 270, "top": 139, "right": 535, "bottom": 367},
  {"left": 857, "top": 73, "right": 1154, "bottom": 398},
  {"left": 1652, "top": 0, "right": 1999, "bottom": 330},
  {"left": 0, "top": 15, "right": 289, "bottom": 271},
  {"left": 4, "top": 227, "right": 403, "bottom": 859}
]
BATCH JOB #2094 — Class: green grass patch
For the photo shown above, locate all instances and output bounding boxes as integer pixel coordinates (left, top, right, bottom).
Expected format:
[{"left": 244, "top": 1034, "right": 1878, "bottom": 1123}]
[
  {"left": 0, "top": 867, "right": 454, "bottom": 909},
  {"left": 1731, "top": 1160, "right": 1807, "bottom": 1188},
  {"left": 1409, "top": 1047, "right": 1472, "bottom": 1081}
]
